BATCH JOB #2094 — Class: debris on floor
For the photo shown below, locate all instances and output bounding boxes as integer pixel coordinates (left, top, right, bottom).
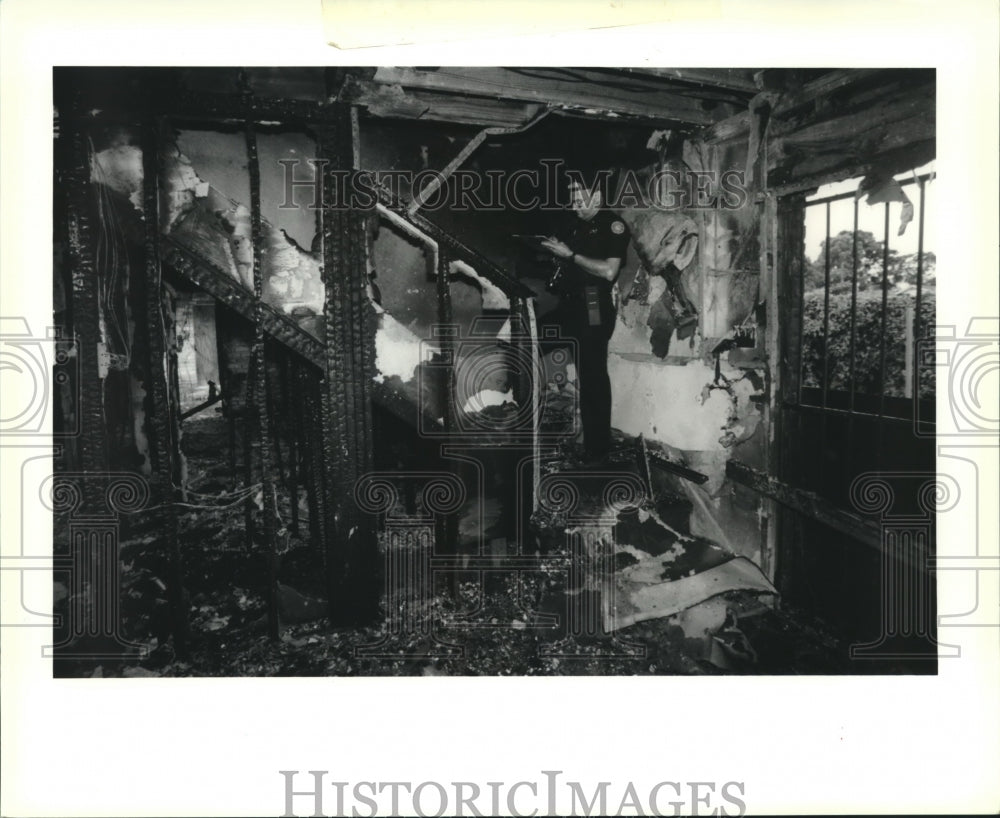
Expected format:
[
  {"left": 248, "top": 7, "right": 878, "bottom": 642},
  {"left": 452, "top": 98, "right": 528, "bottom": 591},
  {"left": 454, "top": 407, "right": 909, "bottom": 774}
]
[{"left": 52, "top": 415, "right": 852, "bottom": 678}]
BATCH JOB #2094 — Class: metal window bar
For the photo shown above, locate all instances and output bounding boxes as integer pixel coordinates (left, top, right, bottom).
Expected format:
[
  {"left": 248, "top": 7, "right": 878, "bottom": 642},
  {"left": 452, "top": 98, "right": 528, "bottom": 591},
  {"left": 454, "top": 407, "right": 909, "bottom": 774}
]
[
  {"left": 800, "top": 172, "right": 933, "bottom": 427},
  {"left": 819, "top": 202, "right": 832, "bottom": 487},
  {"left": 822, "top": 201, "right": 832, "bottom": 409},
  {"left": 877, "top": 201, "right": 890, "bottom": 459},
  {"left": 797, "top": 217, "right": 806, "bottom": 402},
  {"left": 913, "top": 178, "right": 926, "bottom": 419},
  {"left": 847, "top": 198, "right": 860, "bottom": 472}
]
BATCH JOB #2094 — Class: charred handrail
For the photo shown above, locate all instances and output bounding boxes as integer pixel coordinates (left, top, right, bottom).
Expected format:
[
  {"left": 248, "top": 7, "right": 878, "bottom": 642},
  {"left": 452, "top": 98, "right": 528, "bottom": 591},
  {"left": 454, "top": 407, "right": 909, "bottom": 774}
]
[
  {"left": 638, "top": 437, "right": 709, "bottom": 485},
  {"left": 407, "top": 108, "right": 551, "bottom": 215},
  {"left": 163, "top": 233, "right": 443, "bottom": 432},
  {"left": 161, "top": 236, "right": 326, "bottom": 369},
  {"left": 376, "top": 186, "right": 534, "bottom": 300},
  {"left": 726, "top": 460, "right": 881, "bottom": 550}
]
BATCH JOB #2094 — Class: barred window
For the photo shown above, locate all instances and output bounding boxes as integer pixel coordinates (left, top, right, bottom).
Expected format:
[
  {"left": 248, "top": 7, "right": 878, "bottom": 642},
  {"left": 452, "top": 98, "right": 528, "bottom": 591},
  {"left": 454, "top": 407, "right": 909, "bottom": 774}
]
[{"left": 800, "top": 165, "right": 936, "bottom": 425}]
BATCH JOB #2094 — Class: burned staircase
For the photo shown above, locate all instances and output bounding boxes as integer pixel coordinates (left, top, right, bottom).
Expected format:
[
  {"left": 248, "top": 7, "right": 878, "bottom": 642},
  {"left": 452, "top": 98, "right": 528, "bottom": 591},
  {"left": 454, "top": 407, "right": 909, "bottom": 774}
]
[{"left": 162, "top": 186, "right": 535, "bottom": 432}]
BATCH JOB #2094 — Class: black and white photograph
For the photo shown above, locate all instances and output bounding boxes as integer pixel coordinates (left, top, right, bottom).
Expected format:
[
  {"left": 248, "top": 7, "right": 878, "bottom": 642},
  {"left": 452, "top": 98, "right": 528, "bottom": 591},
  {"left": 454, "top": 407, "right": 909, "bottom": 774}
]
[
  {"left": 2, "top": 2, "right": 998, "bottom": 816},
  {"left": 48, "top": 64, "right": 940, "bottom": 678}
]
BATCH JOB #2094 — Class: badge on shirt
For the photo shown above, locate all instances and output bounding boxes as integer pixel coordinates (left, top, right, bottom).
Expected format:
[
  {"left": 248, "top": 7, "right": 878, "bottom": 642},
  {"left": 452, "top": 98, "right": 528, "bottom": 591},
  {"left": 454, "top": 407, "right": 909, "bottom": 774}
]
[{"left": 611, "top": 220, "right": 625, "bottom": 235}]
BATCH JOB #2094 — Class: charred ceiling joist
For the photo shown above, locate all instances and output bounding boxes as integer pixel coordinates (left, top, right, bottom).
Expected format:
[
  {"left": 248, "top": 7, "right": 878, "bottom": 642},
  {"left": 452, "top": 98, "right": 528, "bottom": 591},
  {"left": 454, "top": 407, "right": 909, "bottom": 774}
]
[{"left": 360, "top": 67, "right": 735, "bottom": 126}]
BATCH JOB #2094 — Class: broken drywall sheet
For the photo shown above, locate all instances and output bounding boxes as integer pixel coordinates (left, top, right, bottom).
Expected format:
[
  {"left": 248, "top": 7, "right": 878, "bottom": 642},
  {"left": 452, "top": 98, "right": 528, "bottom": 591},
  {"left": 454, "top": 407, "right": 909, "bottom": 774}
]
[{"left": 613, "top": 556, "right": 776, "bottom": 631}]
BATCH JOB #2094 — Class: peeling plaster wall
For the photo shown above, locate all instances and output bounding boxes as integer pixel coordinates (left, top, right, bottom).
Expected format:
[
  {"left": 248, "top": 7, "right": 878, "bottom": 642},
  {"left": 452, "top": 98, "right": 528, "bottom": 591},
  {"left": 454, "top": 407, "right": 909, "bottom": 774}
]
[
  {"left": 609, "top": 354, "right": 762, "bottom": 453},
  {"left": 603, "top": 137, "right": 768, "bottom": 563},
  {"left": 691, "top": 138, "right": 761, "bottom": 339},
  {"left": 92, "top": 130, "right": 327, "bottom": 324},
  {"left": 170, "top": 132, "right": 325, "bottom": 319},
  {"left": 608, "top": 352, "right": 766, "bottom": 562}
]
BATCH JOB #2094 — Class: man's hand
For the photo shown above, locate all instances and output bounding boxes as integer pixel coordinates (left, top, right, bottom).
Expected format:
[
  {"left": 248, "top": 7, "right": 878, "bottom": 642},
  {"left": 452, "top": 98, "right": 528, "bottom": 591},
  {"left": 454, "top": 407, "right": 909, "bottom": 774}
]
[{"left": 540, "top": 237, "right": 573, "bottom": 259}]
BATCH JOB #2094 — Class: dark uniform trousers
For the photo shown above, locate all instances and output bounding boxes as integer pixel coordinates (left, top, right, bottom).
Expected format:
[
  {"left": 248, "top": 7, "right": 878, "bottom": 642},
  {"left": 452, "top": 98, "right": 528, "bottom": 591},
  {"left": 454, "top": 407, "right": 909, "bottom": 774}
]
[
  {"left": 545, "top": 208, "right": 630, "bottom": 460},
  {"left": 576, "top": 305, "right": 615, "bottom": 459}
]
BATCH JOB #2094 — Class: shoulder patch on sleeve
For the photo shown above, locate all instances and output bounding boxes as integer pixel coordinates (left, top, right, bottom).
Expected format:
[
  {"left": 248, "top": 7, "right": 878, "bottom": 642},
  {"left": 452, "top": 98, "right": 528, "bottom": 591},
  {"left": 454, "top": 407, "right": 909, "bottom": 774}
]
[{"left": 611, "top": 220, "right": 625, "bottom": 235}]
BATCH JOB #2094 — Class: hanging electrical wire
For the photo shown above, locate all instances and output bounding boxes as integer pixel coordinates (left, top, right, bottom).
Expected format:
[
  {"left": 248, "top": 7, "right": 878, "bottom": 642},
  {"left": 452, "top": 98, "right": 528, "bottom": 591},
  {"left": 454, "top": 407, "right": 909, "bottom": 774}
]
[
  {"left": 121, "top": 481, "right": 263, "bottom": 515},
  {"left": 89, "top": 135, "right": 133, "bottom": 366}
]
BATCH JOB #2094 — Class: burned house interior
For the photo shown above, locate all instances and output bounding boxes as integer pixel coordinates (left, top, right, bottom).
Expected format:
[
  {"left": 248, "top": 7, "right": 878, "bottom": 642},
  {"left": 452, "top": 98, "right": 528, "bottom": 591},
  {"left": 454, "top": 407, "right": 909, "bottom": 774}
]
[{"left": 51, "top": 66, "right": 938, "bottom": 676}]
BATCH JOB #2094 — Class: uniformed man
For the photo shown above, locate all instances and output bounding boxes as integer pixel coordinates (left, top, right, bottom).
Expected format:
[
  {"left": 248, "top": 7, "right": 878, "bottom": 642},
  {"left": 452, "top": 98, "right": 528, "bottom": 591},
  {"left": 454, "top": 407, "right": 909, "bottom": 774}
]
[{"left": 541, "top": 178, "right": 630, "bottom": 463}]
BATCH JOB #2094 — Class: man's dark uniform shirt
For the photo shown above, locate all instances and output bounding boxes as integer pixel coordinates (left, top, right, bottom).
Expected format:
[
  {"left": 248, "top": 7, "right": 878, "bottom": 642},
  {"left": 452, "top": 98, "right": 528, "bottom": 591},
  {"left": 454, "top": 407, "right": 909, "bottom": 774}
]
[
  {"left": 552, "top": 208, "right": 630, "bottom": 460},
  {"left": 558, "top": 209, "right": 631, "bottom": 334}
]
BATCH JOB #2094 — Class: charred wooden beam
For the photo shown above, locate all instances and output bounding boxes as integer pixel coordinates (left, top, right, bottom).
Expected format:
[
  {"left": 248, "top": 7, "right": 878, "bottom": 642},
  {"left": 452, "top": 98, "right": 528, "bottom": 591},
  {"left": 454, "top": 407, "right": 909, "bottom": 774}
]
[
  {"left": 319, "top": 104, "right": 379, "bottom": 625},
  {"left": 300, "top": 366, "right": 327, "bottom": 561},
  {"left": 245, "top": 119, "right": 281, "bottom": 641},
  {"left": 434, "top": 247, "right": 460, "bottom": 569},
  {"left": 347, "top": 109, "right": 381, "bottom": 618},
  {"left": 408, "top": 109, "right": 551, "bottom": 215},
  {"left": 777, "top": 194, "right": 807, "bottom": 407},
  {"left": 726, "top": 460, "right": 881, "bottom": 551},
  {"left": 141, "top": 119, "right": 189, "bottom": 656},
  {"left": 282, "top": 358, "right": 301, "bottom": 536},
  {"left": 371, "top": 378, "right": 443, "bottom": 432},
  {"left": 766, "top": 96, "right": 934, "bottom": 187},
  {"left": 372, "top": 67, "right": 719, "bottom": 125},
  {"left": 644, "top": 447, "right": 709, "bottom": 485},
  {"left": 760, "top": 190, "right": 779, "bottom": 580},
  {"left": 436, "top": 248, "right": 457, "bottom": 434},
  {"left": 161, "top": 238, "right": 325, "bottom": 368},
  {"left": 62, "top": 121, "right": 109, "bottom": 508},
  {"left": 703, "top": 69, "right": 935, "bottom": 188},
  {"left": 703, "top": 69, "right": 890, "bottom": 144},
  {"left": 347, "top": 78, "right": 546, "bottom": 127},
  {"left": 512, "top": 296, "right": 538, "bottom": 545},
  {"left": 164, "top": 234, "right": 442, "bottom": 432},
  {"left": 242, "top": 358, "right": 257, "bottom": 554},
  {"left": 179, "top": 389, "right": 223, "bottom": 421},
  {"left": 614, "top": 67, "right": 760, "bottom": 95}
]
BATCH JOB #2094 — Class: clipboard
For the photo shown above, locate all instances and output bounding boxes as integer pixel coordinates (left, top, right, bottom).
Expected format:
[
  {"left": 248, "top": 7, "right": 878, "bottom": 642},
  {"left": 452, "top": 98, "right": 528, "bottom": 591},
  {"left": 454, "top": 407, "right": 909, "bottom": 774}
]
[{"left": 511, "top": 233, "right": 556, "bottom": 251}]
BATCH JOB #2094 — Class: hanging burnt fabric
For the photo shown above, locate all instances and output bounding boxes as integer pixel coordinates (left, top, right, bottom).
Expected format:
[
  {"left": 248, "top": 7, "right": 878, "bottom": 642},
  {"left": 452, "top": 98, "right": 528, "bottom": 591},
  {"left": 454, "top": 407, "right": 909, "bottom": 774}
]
[
  {"left": 626, "top": 210, "right": 700, "bottom": 274},
  {"left": 646, "top": 263, "right": 700, "bottom": 358},
  {"left": 856, "top": 173, "right": 914, "bottom": 236},
  {"left": 646, "top": 290, "right": 676, "bottom": 358},
  {"left": 664, "top": 262, "right": 698, "bottom": 339}
]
